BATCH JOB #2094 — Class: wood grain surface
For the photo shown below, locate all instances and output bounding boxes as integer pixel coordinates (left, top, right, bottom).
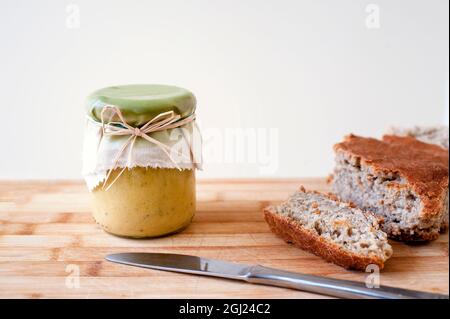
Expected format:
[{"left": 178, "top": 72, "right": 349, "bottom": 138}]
[{"left": 0, "top": 179, "right": 448, "bottom": 299}]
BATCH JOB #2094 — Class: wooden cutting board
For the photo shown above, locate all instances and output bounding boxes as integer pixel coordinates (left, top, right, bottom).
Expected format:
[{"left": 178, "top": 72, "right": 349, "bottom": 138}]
[{"left": 0, "top": 179, "right": 448, "bottom": 298}]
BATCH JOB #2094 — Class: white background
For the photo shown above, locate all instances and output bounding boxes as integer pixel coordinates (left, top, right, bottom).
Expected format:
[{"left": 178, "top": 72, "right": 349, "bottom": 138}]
[{"left": 0, "top": 0, "right": 448, "bottom": 179}]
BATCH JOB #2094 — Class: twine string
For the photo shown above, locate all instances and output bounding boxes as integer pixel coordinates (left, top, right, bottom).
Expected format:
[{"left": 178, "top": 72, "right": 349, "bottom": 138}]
[{"left": 99, "top": 105, "right": 195, "bottom": 191}]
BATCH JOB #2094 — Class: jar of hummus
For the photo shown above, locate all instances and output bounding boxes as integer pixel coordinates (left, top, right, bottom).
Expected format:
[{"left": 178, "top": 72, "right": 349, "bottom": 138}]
[{"left": 82, "top": 84, "right": 202, "bottom": 238}]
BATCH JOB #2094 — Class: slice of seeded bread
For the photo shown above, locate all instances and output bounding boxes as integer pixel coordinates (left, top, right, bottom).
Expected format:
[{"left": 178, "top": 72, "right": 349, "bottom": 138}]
[
  {"left": 332, "top": 134, "right": 449, "bottom": 241},
  {"left": 264, "top": 187, "right": 393, "bottom": 271},
  {"left": 387, "top": 125, "right": 449, "bottom": 149}
]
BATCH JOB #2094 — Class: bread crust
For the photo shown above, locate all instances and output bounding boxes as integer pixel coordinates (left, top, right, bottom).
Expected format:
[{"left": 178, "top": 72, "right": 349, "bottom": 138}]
[
  {"left": 333, "top": 134, "right": 449, "bottom": 241},
  {"left": 388, "top": 226, "right": 440, "bottom": 241},
  {"left": 263, "top": 207, "right": 386, "bottom": 271}
]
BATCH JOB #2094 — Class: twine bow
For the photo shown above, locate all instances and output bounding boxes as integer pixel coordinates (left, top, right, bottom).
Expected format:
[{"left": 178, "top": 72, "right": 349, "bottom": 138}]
[{"left": 100, "top": 105, "right": 195, "bottom": 191}]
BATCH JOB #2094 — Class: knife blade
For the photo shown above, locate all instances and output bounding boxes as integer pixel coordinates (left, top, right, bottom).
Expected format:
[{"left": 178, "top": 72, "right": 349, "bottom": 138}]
[
  {"left": 105, "top": 253, "right": 449, "bottom": 299},
  {"left": 106, "top": 252, "right": 253, "bottom": 280}
]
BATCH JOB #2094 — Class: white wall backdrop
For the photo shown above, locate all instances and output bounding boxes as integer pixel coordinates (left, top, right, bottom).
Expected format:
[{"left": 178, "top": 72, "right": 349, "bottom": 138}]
[{"left": 0, "top": 0, "right": 448, "bottom": 179}]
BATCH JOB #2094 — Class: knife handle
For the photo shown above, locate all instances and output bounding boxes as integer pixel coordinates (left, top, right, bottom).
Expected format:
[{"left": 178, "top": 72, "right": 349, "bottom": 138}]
[{"left": 245, "top": 265, "right": 449, "bottom": 299}]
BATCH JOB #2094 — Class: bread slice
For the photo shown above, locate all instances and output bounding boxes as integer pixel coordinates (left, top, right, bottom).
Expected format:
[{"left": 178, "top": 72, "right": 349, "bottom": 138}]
[
  {"left": 264, "top": 187, "right": 393, "bottom": 271},
  {"left": 387, "top": 125, "right": 448, "bottom": 149},
  {"left": 331, "top": 134, "right": 449, "bottom": 241}
]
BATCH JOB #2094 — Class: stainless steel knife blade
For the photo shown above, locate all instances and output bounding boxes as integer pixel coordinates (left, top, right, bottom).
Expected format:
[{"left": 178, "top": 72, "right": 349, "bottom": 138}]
[
  {"left": 105, "top": 252, "right": 449, "bottom": 299},
  {"left": 106, "top": 253, "right": 253, "bottom": 280}
]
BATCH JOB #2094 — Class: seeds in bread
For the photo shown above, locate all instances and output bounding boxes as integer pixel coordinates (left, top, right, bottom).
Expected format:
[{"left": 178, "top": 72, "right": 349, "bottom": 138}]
[
  {"left": 264, "top": 187, "right": 393, "bottom": 271},
  {"left": 331, "top": 134, "right": 449, "bottom": 241}
]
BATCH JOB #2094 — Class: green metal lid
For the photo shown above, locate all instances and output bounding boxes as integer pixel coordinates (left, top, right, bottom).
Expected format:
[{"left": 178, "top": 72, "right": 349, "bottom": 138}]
[{"left": 86, "top": 84, "right": 196, "bottom": 126}]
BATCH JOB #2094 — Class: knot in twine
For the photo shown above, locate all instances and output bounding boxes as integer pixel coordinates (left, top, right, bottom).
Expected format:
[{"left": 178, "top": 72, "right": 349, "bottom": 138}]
[
  {"left": 100, "top": 105, "right": 195, "bottom": 190},
  {"left": 133, "top": 127, "right": 143, "bottom": 137}
]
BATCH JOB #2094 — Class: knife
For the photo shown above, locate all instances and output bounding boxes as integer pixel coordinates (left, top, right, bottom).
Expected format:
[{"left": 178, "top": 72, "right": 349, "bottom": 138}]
[{"left": 105, "top": 253, "right": 448, "bottom": 299}]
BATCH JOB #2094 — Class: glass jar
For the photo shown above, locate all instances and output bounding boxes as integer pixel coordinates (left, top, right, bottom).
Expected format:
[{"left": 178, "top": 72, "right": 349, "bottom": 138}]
[{"left": 82, "top": 84, "right": 201, "bottom": 238}]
